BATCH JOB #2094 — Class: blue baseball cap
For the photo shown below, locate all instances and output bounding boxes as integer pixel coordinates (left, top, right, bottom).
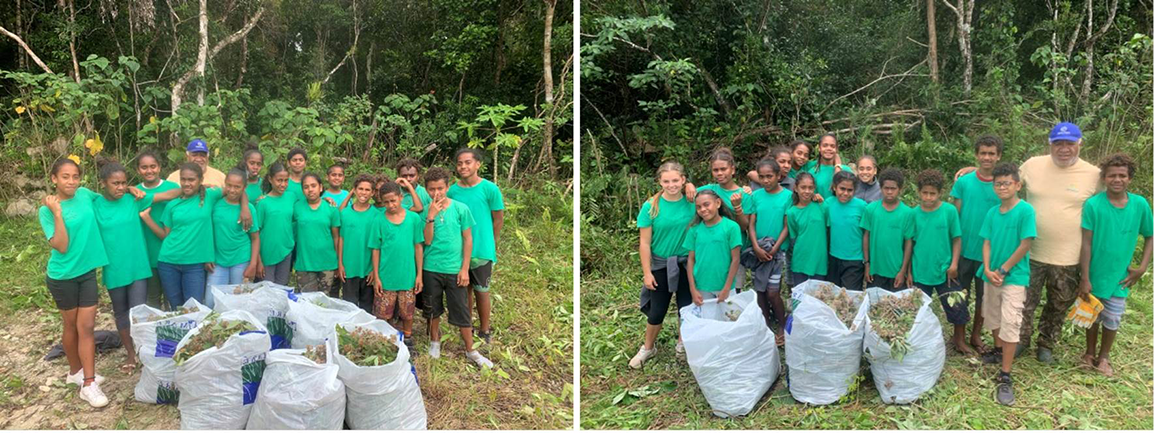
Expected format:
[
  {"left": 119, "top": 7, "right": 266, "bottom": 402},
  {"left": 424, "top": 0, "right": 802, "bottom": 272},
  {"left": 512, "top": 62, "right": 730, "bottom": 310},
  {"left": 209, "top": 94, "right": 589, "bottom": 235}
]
[
  {"left": 186, "top": 138, "right": 209, "bottom": 153},
  {"left": 1049, "top": 122, "right": 1082, "bottom": 143}
]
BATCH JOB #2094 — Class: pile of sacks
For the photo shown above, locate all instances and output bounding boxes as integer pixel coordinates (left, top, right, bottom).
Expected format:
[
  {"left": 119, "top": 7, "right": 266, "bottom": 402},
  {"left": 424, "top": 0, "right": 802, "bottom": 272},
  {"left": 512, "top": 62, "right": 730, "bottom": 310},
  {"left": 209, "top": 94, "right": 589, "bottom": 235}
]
[
  {"left": 128, "top": 282, "right": 427, "bottom": 430},
  {"left": 784, "top": 281, "right": 945, "bottom": 405}
]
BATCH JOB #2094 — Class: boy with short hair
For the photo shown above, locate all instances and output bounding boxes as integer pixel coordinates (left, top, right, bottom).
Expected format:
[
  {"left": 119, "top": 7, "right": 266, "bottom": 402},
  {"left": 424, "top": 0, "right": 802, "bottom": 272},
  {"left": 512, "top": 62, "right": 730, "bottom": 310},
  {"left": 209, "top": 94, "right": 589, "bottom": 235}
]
[
  {"left": 860, "top": 168, "right": 914, "bottom": 291},
  {"left": 370, "top": 182, "right": 425, "bottom": 348},
  {"left": 396, "top": 158, "right": 431, "bottom": 219},
  {"left": 911, "top": 169, "right": 970, "bottom": 354},
  {"left": 422, "top": 167, "right": 492, "bottom": 368},
  {"left": 447, "top": 148, "right": 505, "bottom": 346},
  {"left": 1078, "top": 153, "right": 1153, "bottom": 377},
  {"left": 322, "top": 164, "right": 348, "bottom": 205},
  {"left": 978, "top": 162, "right": 1036, "bottom": 406},
  {"left": 949, "top": 135, "right": 1003, "bottom": 353}
]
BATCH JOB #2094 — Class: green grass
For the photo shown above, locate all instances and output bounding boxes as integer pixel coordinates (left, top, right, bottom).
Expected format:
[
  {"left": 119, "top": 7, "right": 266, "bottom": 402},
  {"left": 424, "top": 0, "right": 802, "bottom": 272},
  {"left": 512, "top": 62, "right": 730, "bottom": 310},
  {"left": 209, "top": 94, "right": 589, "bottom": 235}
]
[
  {"left": 580, "top": 229, "right": 1154, "bottom": 430},
  {"left": 0, "top": 181, "right": 573, "bottom": 429}
]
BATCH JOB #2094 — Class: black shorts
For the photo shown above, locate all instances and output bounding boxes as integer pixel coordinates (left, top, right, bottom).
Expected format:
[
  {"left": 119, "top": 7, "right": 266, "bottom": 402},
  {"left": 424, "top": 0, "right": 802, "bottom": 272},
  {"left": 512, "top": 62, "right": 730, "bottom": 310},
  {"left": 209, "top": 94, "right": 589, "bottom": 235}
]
[
  {"left": 949, "top": 257, "right": 985, "bottom": 308},
  {"left": 469, "top": 260, "right": 493, "bottom": 292},
  {"left": 422, "top": 271, "right": 471, "bottom": 328},
  {"left": 828, "top": 257, "right": 864, "bottom": 291},
  {"left": 916, "top": 281, "right": 970, "bottom": 325},
  {"left": 870, "top": 275, "right": 898, "bottom": 292},
  {"left": 639, "top": 264, "right": 692, "bottom": 326},
  {"left": 790, "top": 272, "right": 824, "bottom": 287},
  {"left": 46, "top": 270, "right": 99, "bottom": 310}
]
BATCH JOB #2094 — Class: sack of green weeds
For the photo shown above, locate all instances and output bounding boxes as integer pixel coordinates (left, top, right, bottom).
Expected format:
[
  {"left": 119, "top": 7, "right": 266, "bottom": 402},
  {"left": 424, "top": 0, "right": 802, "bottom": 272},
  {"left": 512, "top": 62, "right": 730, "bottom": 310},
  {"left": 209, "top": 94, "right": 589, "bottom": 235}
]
[
  {"left": 247, "top": 343, "right": 345, "bottom": 429},
  {"left": 129, "top": 298, "right": 211, "bottom": 404},
  {"left": 785, "top": 280, "right": 868, "bottom": 405},
  {"left": 174, "top": 310, "right": 271, "bottom": 430},
  {"left": 332, "top": 320, "right": 427, "bottom": 430},
  {"left": 210, "top": 282, "right": 295, "bottom": 349},
  {"left": 286, "top": 292, "right": 375, "bottom": 349},
  {"left": 863, "top": 287, "right": 945, "bottom": 404}
]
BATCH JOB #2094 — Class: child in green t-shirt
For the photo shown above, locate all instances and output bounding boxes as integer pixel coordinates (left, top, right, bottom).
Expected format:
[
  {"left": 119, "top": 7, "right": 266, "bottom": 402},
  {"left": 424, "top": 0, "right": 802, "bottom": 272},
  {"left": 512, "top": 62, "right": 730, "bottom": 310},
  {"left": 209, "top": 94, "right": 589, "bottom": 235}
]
[
  {"left": 697, "top": 148, "right": 753, "bottom": 288},
  {"left": 370, "top": 182, "right": 426, "bottom": 347},
  {"left": 910, "top": 169, "right": 969, "bottom": 354},
  {"left": 207, "top": 169, "right": 261, "bottom": 290},
  {"left": 255, "top": 162, "right": 296, "bottom": 285},
  {"left": 135, "top": 149, "right": 180, "bottom": 309},
  {"left": 448, "top": 148, "right": 505, "bottom": 346},
  {"left": 421, "top": 167, "right": 492, "bottom": 368},
  {"left": 861, "top": 168, "right": 914, "bottom": 291},
  {"left": 746, "top": 159, "right": 792, "bottom": 344},
  {"left": 396, "top": 158, "right": 430, "bottom": 219},
  {"left": 785, "top": 172, "right": 829, "bottom": 285},
  {"left": 240, "top": 147, "right": 264, "bottom": 203},
  {"left": 1078, "top": 154, "right": 1153, "bottom": 377},
  {"left": 321, "top": 164, "right": 348, "bottom": 206},
  {"left": 825, "top": 170, "right": 866, "bottom": 291},
  {"left": 683, "top": 189, "right": 743, "bottom": 305},
  {"left": 810, "top": 133, "right": 854, "bottom": 200},
  {"left": 338, "top": 175, "right": 380, "bottom": 313},
  {"left": 293, "top": 173, "right": 341, "bottom": 296},
  {"left": 948, "top": 135, "right": 1003, "bottom": 354},
  {"left": 978, "top": 163, "right": 1037, "bottom": 406}
]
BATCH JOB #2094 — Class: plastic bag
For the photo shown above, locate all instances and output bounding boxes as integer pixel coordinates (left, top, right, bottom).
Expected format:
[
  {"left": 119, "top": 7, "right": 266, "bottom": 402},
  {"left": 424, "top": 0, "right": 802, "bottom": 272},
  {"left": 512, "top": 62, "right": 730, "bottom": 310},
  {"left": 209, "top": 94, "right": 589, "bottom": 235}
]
[
  {"left": 129, "top": 298, "right": 211, "bottom": 404},
  {"left": 862, "top": 287, "right": 945, "bottom": 404},
  {"left": 678, "top": 291, "right": 779, "bottom": 417},
  {"left": 246, "top": 343, "right": 346, "bottom": 430},
  {"left": 210, "top": 283, "right": 295, "bottom": 349},
  {"left": 332, "top": 320, "right": 427, "bottom": 430},
  {"left": 286, "top": 292, "right": 376, "bottom": 349},
  {"left": 784, "top": 280, "right": 867, "bottom": 405},
  {"left": 174, "top": 310, "right": 271, "bottom": 430}
]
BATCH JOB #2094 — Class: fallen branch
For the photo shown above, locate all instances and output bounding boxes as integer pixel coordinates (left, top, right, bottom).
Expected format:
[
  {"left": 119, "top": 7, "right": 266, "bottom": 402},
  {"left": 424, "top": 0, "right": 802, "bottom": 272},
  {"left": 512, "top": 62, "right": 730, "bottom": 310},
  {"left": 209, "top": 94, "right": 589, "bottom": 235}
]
[{"left": 822, "top": 58, "right": 928, "bottom": 113}]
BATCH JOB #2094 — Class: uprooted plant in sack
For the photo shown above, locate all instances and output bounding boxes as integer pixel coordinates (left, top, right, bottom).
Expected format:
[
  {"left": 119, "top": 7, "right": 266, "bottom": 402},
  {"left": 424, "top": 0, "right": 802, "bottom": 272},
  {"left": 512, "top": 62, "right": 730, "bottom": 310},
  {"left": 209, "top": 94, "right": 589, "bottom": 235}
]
[
  {"left": 232, "top": 283, "right": 260, "bottom": 294},
  {"left": 337, "top": 326, "right": 399, "bottom": 366},
  {"left": 134, "top": 306, "right": 202, "bottom": 324},
  {"left": 174, "top": 312, "right": 259, "bottom": 365},
  {"left": 868, "top": 290, "right": 921, "bottom": 361},
  {"left": 302, "top": 344, "right": 327, "bottom": 364},
  {"left": 811, "top": 284, "right": 858, "bottom": 329}
]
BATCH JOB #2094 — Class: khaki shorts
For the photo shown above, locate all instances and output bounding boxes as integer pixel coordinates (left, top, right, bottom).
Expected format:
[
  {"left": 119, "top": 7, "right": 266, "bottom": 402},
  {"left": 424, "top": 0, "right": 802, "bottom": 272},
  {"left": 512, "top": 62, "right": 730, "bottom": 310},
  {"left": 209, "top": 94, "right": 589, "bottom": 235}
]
[{"left": 982, "top": 282, "right": 1027, "bottom": 343}]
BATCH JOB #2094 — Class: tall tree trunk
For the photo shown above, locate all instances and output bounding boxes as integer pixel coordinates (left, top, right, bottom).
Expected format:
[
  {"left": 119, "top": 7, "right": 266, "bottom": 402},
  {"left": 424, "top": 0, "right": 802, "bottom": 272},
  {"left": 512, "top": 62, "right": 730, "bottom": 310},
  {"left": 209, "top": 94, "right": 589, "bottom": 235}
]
[
  {"left": 16, "top": 0, "right": 25, "bottom": 70},
  {"left": 235, "top": 35, "right": 248, "bottom": 87},
  {"left": 927, "top": 0, "right": 939, "bottom": 84},
  {"left": 1080, "top": 0, "right": 1119, "bottom": 100},
  {"left": 940, "top": 0, "right": 973, "bottom": 97},
  {"left": 366, "top": 40, "right": 374, "bottom": 96},
  {"left": 60, "top": 0, "right": 81, "bottom": 84},
  {"left": 171, "top": 2, "right": 265, "bottom": 115},
  {"left": 540, "top": 0, "right": 557, "bottom": 178}
]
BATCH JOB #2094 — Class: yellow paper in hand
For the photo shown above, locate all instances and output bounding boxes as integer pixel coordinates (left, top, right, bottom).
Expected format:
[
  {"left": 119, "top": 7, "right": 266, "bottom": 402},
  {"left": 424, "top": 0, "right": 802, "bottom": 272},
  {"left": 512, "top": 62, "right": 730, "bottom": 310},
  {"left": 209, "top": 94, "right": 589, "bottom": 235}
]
[{"left": 1066, "top": 294, "right": 1105, "bottom": 328}]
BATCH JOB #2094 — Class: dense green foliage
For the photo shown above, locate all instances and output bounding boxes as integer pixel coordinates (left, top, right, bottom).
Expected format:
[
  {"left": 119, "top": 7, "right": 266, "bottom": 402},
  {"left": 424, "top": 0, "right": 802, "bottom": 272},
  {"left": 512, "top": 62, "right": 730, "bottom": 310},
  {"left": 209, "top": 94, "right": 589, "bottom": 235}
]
[
  {"left": 0, "top": 0, "right": 573, "bottom": 187},
  {"left": 581, "top": 0, "right": 1152, "bottom": 266}
]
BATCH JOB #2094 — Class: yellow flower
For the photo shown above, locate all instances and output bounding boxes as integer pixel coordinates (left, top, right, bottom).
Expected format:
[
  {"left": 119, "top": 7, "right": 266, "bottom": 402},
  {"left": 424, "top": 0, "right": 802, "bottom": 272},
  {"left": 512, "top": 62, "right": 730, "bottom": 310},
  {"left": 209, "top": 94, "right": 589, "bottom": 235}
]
[
  {"left": 67, "top": 154, "right": 81, "bottom": 165},
  {"left": 14, "top": 106, "right": 25, "bottom": 114},
  {"left": 84, "top": 134, "right": 104, "bottom": 156}
]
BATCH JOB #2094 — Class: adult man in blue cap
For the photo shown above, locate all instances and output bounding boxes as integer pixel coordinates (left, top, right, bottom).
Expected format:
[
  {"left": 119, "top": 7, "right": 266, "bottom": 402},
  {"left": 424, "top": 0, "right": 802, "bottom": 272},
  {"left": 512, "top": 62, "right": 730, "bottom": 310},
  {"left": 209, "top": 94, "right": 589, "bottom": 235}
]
[
  {"left": 165, "top": 138, "right": 227, "bottom": 187},
  {"left": 1014, "top": 122, "right": 1100, "bottom": 364}
]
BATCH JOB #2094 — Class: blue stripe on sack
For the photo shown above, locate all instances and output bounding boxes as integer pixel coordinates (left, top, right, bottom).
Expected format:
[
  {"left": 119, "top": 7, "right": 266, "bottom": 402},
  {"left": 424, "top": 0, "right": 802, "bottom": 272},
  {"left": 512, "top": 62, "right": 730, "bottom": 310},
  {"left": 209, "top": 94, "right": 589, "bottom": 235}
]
[
  {"left": 242, "top": 382, "right": 260, "bottom": 405},
  {"left": 784, "top": 315, "right": 793, "bottom": 334},
  {"left": 155, "top": 339, "right": 178, "bottom": 358},
  {"left": 269, "top": 335, "right": 288, "bottom": 350}
]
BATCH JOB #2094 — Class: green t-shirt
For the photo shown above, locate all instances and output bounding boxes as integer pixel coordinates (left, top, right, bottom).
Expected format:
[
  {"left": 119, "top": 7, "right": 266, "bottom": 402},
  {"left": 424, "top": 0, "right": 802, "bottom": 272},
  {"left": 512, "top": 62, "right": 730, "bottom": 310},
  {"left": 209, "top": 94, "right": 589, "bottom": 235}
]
[
  {"left": 38, "top": 187, "right": 109, "bottom": 281},
  {"left": 789, "top": 160, "right": 818, "bottom": 179},
  {"left": 287, "top": 178, "right": 305, "bottom": 203},
  {"left": 636, "top": 196, "right": 695, "bottom": 258},
  {"left": 1081, "top": 193, "right": 1154, "bottom": 299},
  {"left": 369, "top": 210, "right": 425, "bottom": 290},
  {"left": 292, "top": 200, "right": 341, "bottom": 272},
  {"left": 402, "top": 185, "right": 433, "bottom": 220},
  {"left": 322, "top": 190, "right": 348, "bottom": 207},
  {"left": 860, "top": 200, "right": 915, "bottom": 278},
  {"left": 137, "top": 180, "right": 180, "bottom": 268},
  {"left": 423, "top": 200, "right": 476, "bottom": 274},
  {"left": 256, "top": 193, "right": 297, "bottom": 265},
  {"left": 245, "top": 179, "right": 263, "bottom": 204},
  {"left": 911, "top": 202, "right": 962, "bottom": 286},
  {"left": 159, "top": 188, "right": 225, "bottom": 265},
  {"left": 93, "top": 193, "right": 154, "bottom": 288},
  {"left": 810, "top": 163, "right": 854, "bottom": 198},
  {"left": 212, "top": 200, "right": 259, "bottom": 268},
  {"left": 786, "top": 202, "right": 829, "bottom": 276},
  {"left": 339, "top": 204, "right": 378, "bottom": 279},
  {"left": 682, "top": 217, "right": 743, "bottom": 292},
  {"left": 978, "top": 200, "right": 1037, "bottom": 287},
  {"left": 949, "top": 172, "right": 1000, "bottom": 261},
  {"left": 826, "top": 197, "right": 866, "bottom": 261},
  {"left": 448, "top": 179, "right": 505, "bottom": 264},
  {"left": 698, "top": 183, "right": 753, "bottom": 248},
  {"left": 749, "top": 188, "right": 793, "bottom": 251}
]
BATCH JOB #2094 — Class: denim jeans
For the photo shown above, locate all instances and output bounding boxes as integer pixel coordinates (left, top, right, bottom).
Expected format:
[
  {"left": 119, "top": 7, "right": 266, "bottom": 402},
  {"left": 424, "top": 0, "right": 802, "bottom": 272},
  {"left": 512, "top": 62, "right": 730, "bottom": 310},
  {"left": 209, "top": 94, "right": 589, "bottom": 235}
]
[
  {"left": 157, "top": 262, "right": 207, "bottom": 309},
  {"left": 206, "top": 261, "right": 249, "bottom": 308}
]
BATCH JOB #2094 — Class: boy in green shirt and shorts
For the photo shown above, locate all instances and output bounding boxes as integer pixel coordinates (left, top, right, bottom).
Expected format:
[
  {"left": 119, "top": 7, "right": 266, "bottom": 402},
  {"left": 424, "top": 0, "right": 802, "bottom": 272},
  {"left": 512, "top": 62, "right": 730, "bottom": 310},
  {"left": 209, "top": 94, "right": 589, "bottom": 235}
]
[
  {"left": 448, "top": 148, "right": 505, "bottom": 346},
  {"left": 1078, "top": 154, "right": 1153, "bottom": 377},
  {"left": 949, "top": 135, "right": 1003, "bottom": 353},
  {"left": 978, "top": 162, "right": 1037, "bottom": 406},
  {"left": 910, "top": 169, "right": 969, "bottom": 354},
  {"left": 370, "top": 182, "right": 426, "bottom": 348},
  {"left": 860, "top": 168, "right": 914, "bottom": 291},
  {"left": 422, "top": 167, "right": 493, "bottom": 368}
]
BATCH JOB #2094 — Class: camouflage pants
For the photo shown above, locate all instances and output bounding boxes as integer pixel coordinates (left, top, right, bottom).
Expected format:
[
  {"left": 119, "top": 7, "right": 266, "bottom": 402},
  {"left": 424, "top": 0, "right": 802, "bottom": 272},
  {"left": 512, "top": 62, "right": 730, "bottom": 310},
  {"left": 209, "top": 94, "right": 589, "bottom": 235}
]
[
  {"left": 1019, "top": 260, "right": 1080, "bottom": 350},
  {"left": 297, "top": 270, "right": 339, "bottom": 296}
]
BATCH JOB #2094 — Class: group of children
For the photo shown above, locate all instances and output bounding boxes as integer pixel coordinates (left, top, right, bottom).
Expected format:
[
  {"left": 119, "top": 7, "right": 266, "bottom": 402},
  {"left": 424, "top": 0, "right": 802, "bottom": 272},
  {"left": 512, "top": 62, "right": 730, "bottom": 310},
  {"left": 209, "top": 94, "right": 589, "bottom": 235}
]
[
  {"left": 632, "top": 129, "right": 1152, "bottom": 406},
  {"left": 38, "top": 140, "right": 505, "bottom": 408}
]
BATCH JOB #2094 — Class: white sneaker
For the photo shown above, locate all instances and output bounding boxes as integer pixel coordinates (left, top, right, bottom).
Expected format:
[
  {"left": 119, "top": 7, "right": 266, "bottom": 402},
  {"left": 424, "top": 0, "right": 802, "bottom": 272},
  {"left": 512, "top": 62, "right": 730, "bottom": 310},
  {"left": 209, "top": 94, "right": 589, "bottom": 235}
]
[
  {"left": 79, "top": 382, "right": 109, "bottom": 408},
  {"left": 629, "top": 345, "right": 656, "bottom": 369},
  {"left": 675, "top": 340, "right": 685, "bottom": 354},
  {"left": 65, "top": 370, "right": 105, "bottom": 387},
  {"left": 428, "top": 341, "right": 441, "bottom": 359},
  {"left": 467, "top": 350, "right": 494, "bottom": 368}
]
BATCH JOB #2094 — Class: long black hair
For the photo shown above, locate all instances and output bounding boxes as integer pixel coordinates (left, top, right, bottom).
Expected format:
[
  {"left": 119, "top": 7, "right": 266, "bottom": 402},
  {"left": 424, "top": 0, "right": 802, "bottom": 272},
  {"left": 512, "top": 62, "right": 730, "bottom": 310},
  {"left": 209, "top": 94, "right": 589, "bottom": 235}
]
[
  {"left": 688, "top": 188, "right": 737, "bottom": 227},
  {"left": 792, "top": 172, "right": 816, "bottom": 206},
  {"left": 177, "top": 162, "right": 207, "bottom": 206},
  {"left": 96, "top": 156, "right": 126, "bottom": 183},
  {"left": 238, "top": 146, "right": 263, "bottom": 178}
]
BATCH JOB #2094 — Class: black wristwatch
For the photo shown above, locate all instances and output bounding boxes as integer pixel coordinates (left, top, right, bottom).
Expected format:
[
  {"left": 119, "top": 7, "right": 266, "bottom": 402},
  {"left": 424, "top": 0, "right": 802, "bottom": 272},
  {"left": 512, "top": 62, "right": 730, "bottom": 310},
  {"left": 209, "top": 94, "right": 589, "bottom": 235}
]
[{"left": 996, "top": 267, "right": 1008, "bottom": 276}]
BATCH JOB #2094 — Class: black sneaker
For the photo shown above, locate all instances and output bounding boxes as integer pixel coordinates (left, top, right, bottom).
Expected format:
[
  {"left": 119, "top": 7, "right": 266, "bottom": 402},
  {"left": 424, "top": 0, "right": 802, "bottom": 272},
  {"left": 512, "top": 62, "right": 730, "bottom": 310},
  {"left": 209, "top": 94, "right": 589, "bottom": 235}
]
[
  {"left": 404, "top": 336, "right": 415, "bottom": 350},
  {"left": 995, "top": 372, "right": 1015, "bottom": 406},
  {"left": 477, "top": 331, "right": 492, "bottom": 346},
  {"left": 981, "top": 348, "right": 1004, "bottom": 364},
  {"left": 1036, "top": 347, "right": 1053, "bottom": 364}
]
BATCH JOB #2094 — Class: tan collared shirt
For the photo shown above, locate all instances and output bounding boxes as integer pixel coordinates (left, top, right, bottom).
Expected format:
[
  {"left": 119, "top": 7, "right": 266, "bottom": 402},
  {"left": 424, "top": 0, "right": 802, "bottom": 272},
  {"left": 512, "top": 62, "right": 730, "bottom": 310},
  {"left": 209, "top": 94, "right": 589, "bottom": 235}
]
[
  {"left": 1019, "top": 155, "right": 1100, "bottom": 266},
  {"left": 166, "top": 165, "right": 227, "bottom": 188}
]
